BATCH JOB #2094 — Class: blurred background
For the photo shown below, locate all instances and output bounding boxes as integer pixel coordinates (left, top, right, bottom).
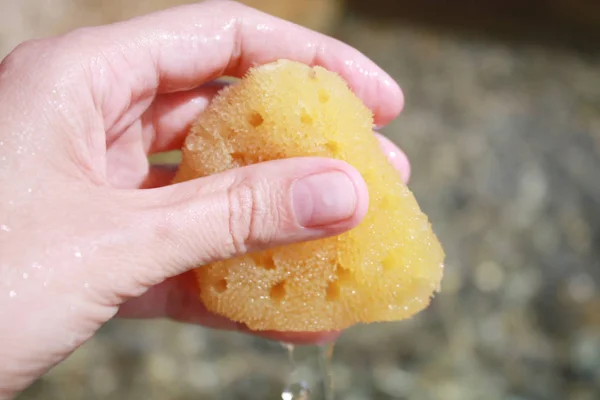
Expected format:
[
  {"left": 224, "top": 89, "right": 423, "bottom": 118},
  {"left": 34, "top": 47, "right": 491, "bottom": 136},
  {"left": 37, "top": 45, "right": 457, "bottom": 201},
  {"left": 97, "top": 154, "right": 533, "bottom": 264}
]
[{"left": 2, "top": 0, "right": 600, "bottom": 399}]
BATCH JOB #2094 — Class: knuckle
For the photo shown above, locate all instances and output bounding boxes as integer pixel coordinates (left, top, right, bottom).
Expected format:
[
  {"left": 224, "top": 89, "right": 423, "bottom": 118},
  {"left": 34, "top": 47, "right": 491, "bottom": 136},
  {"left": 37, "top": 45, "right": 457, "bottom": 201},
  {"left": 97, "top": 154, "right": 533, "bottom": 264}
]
[
  {"left": 225, "top": 182, "right": 255, "bottom": 255},
  {"left": 1, "top": 39, "right": 46, "bottom": 72},
  {"left": 225, "top": 179, "right": 280, "bottom": 256},
  {"left": 1, "top": 26, "right": 104, "bottom": 80},
  {"left": 1, "top": 36, "right": 83, "bottom": 88}
]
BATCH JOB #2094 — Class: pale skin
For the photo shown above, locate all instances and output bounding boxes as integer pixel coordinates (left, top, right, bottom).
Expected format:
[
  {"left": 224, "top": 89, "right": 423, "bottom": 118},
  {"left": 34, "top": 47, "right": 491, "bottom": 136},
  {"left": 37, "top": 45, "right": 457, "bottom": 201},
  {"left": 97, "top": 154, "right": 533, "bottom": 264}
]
[{"left": 0, "top": 0, "right": 411, "bottom": 397}]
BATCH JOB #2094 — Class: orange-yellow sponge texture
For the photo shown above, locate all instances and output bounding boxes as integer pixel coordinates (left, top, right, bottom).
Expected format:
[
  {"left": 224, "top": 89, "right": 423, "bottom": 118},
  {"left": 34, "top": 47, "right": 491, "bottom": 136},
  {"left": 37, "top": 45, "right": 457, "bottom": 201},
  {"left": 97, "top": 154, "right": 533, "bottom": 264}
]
[{"left": 174, "top": 60, "right": 444, "bottom": 332}]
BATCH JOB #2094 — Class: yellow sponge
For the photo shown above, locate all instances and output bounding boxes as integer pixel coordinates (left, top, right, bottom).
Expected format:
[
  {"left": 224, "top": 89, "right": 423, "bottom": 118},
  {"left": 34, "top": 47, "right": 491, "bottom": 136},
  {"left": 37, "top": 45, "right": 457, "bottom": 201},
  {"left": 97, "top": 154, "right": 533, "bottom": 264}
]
[{"left": 174, "top": 60, "right": 444, "bottom": 332}]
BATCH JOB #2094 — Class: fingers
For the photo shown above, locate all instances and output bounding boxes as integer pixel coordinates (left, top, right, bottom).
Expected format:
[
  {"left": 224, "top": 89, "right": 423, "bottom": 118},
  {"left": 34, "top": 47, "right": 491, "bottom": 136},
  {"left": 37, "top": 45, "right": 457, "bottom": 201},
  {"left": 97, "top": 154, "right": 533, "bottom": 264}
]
[
  {"left": 145, "top": 81, "right": 229, "bottom": 154},
  {"left": 242, "top": 330, "right": 340, "bottom": 345},
  {"left": 117, "top": 272, "right": 339, "bottom": 345},
  {"left": 376, "top": 133, "right": 411, "bottom": 183},
  {"left": 116, "top": 272, "right": 241, "bottom": 330},
  {"left": 142, "top": 134, "right": 410, "bottom": 191},
  {"left": 124, "top": 157, "right": 368, "bottom": 279},
  {"left": 141, "top": 134, "right": 409, "bottom": 195},
  {"left": 117, "top": 137, "right": 410, "bottom": 341},
  {"left": 62, "top": 0, "right": 402, "bottom": 130}
]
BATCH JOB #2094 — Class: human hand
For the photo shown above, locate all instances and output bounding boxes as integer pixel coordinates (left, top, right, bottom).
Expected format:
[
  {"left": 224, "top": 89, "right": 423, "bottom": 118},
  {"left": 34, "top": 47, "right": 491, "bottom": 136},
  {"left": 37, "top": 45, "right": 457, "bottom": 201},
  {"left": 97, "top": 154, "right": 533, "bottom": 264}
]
[{"left": 0, "top": 0, "right": 408, "bottom": 396}]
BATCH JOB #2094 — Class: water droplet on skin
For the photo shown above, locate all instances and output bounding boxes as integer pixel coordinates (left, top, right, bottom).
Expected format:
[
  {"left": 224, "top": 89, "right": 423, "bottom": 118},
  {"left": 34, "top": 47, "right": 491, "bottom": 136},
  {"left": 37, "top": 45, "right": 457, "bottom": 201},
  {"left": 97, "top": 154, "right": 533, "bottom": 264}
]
[
  {"left": 83, "top": 282, "right": 89, "bottom": 289},
  {"left": 256, "top": 24, "right": 273, "bottom": 32},
  {"left": 0, "top": 224, "right": 10, "bottom": 232},
  {"left": 74, "top": 247, "right": 82, "bottom": 258},
  {"left": 31, "top": 262, "right": 41, "bottom": 269},
  {"left": 43, "top": 282, "right": 48, "bottom": 287},
  {"left": 9, "top": 290, "right": 16, "bottom": 298},
  {"left": 27, "top": 188, "right": 32, "bottom": 193},
  {"left": 22, "top": 273, "right": 28, "bottom": 279}
]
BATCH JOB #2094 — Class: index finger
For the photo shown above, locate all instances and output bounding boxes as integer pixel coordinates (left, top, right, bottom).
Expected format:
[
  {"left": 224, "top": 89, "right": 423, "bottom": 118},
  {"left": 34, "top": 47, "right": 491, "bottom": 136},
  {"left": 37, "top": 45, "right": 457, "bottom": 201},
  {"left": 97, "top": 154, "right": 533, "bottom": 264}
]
[{"left": 71, "top": 0, "right": 403, "bottom": 127}]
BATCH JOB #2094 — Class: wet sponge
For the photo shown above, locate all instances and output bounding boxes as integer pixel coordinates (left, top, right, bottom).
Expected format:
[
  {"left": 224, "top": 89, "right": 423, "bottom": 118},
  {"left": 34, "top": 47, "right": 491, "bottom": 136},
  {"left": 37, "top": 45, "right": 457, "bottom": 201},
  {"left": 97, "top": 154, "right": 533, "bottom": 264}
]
[{"left": 174, "top": 60, "right": 444, "bottom": 332}]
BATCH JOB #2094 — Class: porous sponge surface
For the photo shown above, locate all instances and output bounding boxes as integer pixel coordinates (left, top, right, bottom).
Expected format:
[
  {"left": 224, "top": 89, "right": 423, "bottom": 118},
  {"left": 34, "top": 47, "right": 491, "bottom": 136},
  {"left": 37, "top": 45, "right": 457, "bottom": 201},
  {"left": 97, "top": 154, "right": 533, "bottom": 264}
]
[{"left": 174, "top": 60, "right": 444, "bottom": 332}]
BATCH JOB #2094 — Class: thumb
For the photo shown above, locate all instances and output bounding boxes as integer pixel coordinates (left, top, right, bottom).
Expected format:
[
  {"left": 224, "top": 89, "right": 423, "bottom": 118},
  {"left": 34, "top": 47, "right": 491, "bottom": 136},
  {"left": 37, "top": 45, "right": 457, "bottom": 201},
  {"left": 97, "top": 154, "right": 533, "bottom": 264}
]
[{"left": 119, "top": 157, "right": 369, "bottom": 284}]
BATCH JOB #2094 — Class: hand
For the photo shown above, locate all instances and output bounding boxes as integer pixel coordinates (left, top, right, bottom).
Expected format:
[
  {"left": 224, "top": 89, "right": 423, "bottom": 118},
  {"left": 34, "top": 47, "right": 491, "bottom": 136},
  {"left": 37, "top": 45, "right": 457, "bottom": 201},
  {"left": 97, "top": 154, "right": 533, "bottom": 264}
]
[{"left": 0, "top": 0, "right": 408, "bottom": 396}]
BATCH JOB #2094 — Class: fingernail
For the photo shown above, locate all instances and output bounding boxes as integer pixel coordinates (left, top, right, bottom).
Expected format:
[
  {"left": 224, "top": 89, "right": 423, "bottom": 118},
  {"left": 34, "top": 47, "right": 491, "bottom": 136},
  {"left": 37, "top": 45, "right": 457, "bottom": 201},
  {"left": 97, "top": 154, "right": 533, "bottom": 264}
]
[{"left": 292, "top": 171, "right": 357, "bottom": 228}]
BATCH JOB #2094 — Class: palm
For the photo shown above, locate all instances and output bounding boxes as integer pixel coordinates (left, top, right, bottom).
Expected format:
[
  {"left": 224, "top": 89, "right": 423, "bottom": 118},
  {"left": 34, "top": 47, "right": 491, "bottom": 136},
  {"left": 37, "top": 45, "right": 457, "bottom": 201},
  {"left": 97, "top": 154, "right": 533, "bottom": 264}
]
[
  {"left": 59, "top": 0, "right": 407, "bottom": 343},
  {"left": 105, "top": 122, "right": 151, "bottom": 189},
  {"left": 100, "top": 83, "right": 223, "bottom": 190},
  {"left": 0, "top": 3, "right": 412, "bottom": 395}
]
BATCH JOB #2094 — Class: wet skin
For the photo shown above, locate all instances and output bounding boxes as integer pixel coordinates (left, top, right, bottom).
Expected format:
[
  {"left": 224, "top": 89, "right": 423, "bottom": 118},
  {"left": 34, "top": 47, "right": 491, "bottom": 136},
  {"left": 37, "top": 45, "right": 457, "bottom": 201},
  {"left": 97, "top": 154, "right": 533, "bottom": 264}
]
[{"left": 0, "top": 1, "right": 408, "bottom": 397}]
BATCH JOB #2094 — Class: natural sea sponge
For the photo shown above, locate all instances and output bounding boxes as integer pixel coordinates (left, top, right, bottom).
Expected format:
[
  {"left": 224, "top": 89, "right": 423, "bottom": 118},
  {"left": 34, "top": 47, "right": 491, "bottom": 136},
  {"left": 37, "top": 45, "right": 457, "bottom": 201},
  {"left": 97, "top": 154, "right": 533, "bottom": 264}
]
[{"left": 174, "top": 60, "right": 444, "bottom": 332}]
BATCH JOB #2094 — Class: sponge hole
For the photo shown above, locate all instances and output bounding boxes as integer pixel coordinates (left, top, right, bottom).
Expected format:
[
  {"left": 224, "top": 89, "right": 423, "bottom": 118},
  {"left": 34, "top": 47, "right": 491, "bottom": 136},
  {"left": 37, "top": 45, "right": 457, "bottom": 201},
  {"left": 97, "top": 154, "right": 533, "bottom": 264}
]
[
  {"left": 214, "top": 278, "right": 228, "bottom": 293},
  {"left": 335, "top": 264, "right": 352, "bottom": 282},
  {"left": 325, "top": 141, "right": 340, "bottom": 155},
  {"left": 270, "top": 280, "right": 287, "bottom": 301},
  {"left": 231, "top": 152, "right": 248, "bottom": 165},
  {"left": 318, "top": 89, "right": 330, "bottom": 104},
  {"left": 248, "top": 111, "right": 264, "bottom": 127},
  {"left": 326, "top": 281, "right": 340, "bottom": 301},
  {"left": 300, "top": 109, "right": 313, "bottom": 125},
  {"left": 255, "top": 254, "right": 277, "bottom": 270}
]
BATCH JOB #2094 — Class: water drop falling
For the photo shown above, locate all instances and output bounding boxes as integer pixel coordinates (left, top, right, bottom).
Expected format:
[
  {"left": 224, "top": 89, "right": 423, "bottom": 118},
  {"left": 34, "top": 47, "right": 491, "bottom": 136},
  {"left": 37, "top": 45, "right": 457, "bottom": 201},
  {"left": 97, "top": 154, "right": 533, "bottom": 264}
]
[
  {"left": 279, "top": 340, "right": 336, "bottom": 400},
  {"left": 281, "top": 343, "right": 310, "bottom": 399},
  {"left": 318, "top": 342, "right": 335, "bottom": 400}
]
